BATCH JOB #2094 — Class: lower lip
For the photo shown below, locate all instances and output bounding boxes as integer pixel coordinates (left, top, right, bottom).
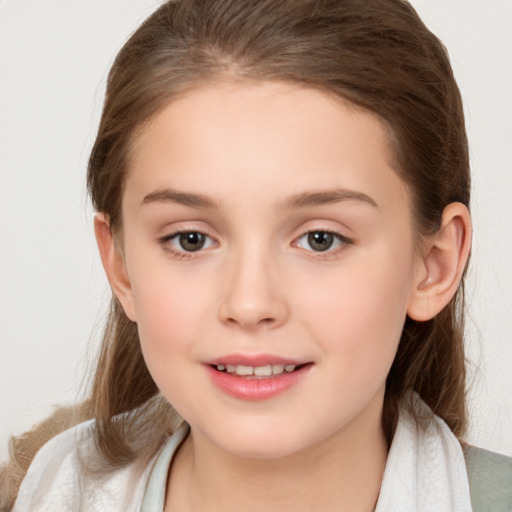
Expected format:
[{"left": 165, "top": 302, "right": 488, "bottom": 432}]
[{"left": 205, "top": 364, "right": 311, "bottom": 401}]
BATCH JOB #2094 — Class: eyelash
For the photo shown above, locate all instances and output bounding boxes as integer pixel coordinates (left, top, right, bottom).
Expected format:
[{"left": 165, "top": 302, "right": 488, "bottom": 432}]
[
  {"left": 294, "top": 229, "right": 353, "bottom": 259},
  {"left": 159, "top": 231, "right": 217, "bottom": 260},
  {"left": 159, "top": 229, "right": 353, "bottom": 260}
]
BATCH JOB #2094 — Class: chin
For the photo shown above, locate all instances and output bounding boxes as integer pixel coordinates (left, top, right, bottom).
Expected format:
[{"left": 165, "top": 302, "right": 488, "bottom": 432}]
[
  {"left": 219, "top": 435, "right": 303, "bottom": 460},
  {"left": 200, "top": 414, "right": 333, "bottom": 460}
]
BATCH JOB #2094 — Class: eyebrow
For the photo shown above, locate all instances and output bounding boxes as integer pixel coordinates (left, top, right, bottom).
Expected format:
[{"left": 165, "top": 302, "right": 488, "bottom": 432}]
[
  {"left": 141, "top": 189, "right": 218, "bottom": 209},
  {"left": 280, "top": 188, "right": 378, "bottom": 210},
  {"left": 141, "top": 187, "right": 378, "bottom": 210}
]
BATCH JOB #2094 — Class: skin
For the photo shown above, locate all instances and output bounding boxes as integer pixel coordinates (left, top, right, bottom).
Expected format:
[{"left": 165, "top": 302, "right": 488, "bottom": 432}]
[{"left": 95, "top": 81, "right": 471, "bottom": 511}]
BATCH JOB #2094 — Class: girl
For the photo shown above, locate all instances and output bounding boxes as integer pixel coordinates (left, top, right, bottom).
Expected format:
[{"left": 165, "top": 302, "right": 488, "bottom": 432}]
[{"left": 2, "top": 0, "right": 511, "bottom": 510}]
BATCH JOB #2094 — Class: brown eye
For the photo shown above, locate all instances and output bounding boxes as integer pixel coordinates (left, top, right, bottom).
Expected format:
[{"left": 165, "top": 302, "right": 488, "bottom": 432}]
[
  {"left": 160, "top": 230, "right": 215, "bottom": 257},
  {"left": 296, "top": 230, "right": 351, "bottom": 253},
  {"left": 178, "top": 232, "right": 207, "bottom": 252},
  {"left": 307, "top": 231, "right": 334, "bottom": 252}
]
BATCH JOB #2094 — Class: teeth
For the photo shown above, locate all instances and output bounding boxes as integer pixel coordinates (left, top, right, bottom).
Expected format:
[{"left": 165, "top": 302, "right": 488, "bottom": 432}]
[
  {"left": 272, "top": 364, "right": 285, "bottom": 375},
  {"left": 218, "top": 363, "right": 299, "bottom": 376},
  {"left": 236, "top": 365, "right": 254, "bottom": 376},
  {"left": 253, "top": 365, "right": 272, "bottom": 376}
]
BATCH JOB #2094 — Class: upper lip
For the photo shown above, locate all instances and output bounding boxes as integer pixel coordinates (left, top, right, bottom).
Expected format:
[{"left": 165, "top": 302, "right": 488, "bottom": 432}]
[{"left": 204, "top": 354, "right": 309, "bottom": 367}]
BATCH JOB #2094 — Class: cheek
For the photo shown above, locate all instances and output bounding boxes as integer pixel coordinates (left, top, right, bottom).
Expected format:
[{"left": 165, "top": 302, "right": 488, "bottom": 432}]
[
  {"left": 130, "top": 274, "right": 212, "bottom": 412},
  {"left": 299, "top": 248, "right": 414, "bottom": 376},
  {"left": 128, "top": 260, "right": 211, "bottom": 374}
]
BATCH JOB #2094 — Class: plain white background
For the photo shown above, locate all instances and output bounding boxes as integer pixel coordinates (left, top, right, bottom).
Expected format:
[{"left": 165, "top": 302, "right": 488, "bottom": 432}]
[{"left": 1, "top": 0, "right": 511, "bottom": 463}]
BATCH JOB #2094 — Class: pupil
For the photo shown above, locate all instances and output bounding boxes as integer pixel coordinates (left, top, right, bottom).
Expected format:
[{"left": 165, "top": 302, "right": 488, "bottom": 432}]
[
  {"left": 308, "top": 231, "right": 333, "bottom": 252},
  {"left": 179, "top": 232, "right": 205, "bottom": 252}
]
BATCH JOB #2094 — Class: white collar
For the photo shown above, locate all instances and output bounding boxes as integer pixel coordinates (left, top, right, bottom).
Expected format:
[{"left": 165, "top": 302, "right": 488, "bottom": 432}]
[
  {"left": 142, "top": 394, "right": 473, "bottom": 511},
  {"left": 376, "top": 392, "right": 472, "bottom": 511}
]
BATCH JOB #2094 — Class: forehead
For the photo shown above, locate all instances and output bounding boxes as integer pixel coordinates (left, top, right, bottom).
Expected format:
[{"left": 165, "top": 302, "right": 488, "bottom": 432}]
[{"left": 124, "top": 81, "right": 410, "bottom": 216}]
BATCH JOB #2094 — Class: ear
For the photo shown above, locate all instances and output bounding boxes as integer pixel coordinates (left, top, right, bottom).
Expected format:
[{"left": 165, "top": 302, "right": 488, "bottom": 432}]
[
  {"left": 407, "top": 202, "right": 471, "bottom": 321},
  {"left": 94, "top": 214, "right": 137, "bottom": 322}
]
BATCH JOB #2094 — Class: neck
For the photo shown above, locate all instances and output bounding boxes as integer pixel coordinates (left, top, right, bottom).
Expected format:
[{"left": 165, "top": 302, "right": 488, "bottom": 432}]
[{"left": 166, "top": 396, "right": 387, "bottom": 512}]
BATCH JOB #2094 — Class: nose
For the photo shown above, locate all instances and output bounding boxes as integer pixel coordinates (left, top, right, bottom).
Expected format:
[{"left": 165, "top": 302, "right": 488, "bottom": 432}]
[{"left": 217, "top": 248, "right": 289, "bottom": 330}]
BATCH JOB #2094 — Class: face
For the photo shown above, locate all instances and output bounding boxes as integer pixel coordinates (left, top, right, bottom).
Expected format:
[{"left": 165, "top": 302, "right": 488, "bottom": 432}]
[{"left": 116, "top": 81, "right": 423, "bottom": 459}]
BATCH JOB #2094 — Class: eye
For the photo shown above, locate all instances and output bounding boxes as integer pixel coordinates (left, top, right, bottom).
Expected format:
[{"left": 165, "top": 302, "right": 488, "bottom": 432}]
[
  {"left": 163, "top": 231, "right": 215, "bottom": 253},
  {"left": 295, "top": 230, "right": 350, "bottom": 253}
]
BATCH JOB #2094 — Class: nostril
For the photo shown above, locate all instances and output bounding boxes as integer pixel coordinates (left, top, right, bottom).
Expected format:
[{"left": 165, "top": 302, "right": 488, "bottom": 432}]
[
  {"left": 225, "top": 317, "right": 275, "bottom": 328},
  {"left": 218, "top": 288, "right": 289, "bottom": 329}
]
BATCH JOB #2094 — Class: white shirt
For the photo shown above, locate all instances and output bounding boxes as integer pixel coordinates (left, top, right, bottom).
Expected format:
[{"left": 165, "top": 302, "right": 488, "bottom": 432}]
[{"left": 13, "top": 394, "right": 473, "bottom": 511}]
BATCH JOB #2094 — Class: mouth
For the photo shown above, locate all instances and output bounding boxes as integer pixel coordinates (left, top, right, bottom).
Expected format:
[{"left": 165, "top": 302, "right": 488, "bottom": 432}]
[
  {"left": 204, "top": 357, "right": 313, "bottom": 400},
  {"left": 210, "top": 363, "right": 309, "bottom": 379}
]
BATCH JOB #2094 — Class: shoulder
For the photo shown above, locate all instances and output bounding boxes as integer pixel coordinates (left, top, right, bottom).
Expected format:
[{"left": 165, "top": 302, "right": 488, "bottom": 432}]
[
  {"left": 463, "top": 444, "right": 512, "bottom": 512},
  {"left": 12, "top": 420, "right": 155, "bottom": 512},
  {"left": 12, "top": 420, "right": 94, "bottom": 511}
]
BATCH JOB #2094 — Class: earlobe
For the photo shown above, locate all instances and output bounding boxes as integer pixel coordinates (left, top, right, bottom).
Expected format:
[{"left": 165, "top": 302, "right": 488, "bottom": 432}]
[
  {"left": 94, "top": 214, "right": 137, "bottom": 322},
  {"left": 407, "top": 203, "right": 471, "bottom": 322}
]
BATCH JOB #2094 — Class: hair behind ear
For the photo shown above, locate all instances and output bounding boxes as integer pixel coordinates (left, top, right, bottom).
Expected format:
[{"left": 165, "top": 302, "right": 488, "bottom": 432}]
[
  {"left": 383, "top": 203, "right": 471, "bottom": 444},
  {"left": 385, "top": 295, "right": 468, "bottom": 439}
]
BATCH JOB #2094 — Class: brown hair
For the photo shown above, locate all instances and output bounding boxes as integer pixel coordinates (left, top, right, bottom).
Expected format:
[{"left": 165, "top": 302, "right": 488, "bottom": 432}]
[{"left": 1, "top": 0, "right": 470, "bottom": 506}]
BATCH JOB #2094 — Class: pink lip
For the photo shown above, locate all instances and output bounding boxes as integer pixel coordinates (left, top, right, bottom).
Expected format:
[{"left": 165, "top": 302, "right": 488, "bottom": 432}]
[
  {"left": 204, "top": 359, "right": 312, "bottom": 401},
  {"left": 205, "top": 354, "right": 306, "bottom": 367}
]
